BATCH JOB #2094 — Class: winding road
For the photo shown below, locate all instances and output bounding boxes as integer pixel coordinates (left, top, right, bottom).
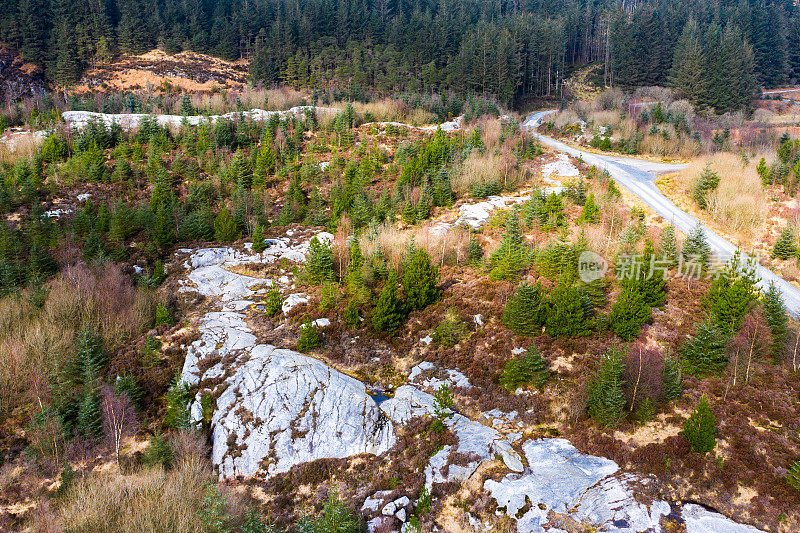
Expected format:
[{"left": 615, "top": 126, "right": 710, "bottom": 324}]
[{"left": 523, "top": 110, "right": 800, "bottom": 316}]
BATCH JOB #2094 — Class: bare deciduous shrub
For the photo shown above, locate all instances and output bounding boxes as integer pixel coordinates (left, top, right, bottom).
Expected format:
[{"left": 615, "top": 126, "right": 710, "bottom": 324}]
[{"left": 101, "top": 386, "right": 139, "bottom": 466}]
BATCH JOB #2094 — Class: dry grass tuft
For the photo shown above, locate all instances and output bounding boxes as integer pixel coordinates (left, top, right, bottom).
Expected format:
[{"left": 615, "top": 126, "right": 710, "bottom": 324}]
[
  {"left": 359, "top": 222, "right": 472, "bottom": 269},
  {"left": 452, "top": 148, "right": 520, "bottom": 196},
  {"left": 672, "top": 153, "right": 769, "bottom": 238},
  {"left": 37, "top": 432, "right": 217, "bottom": 533}
]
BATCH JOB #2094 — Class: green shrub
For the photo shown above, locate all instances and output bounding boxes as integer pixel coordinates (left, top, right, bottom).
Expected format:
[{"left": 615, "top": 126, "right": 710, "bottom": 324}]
[
  {"left": 660, "top": 224, "right": 678, "bottom": 267},
  {"left": 587, "top": 346, "right": 626, "bottom": 428},
  {"left": 535, "top": 241, "right": 580, "bottom": 282},
  {"left": 466, "top": 235, "right": 484, "bottom": 263},
  {"left": 297, "top": 319, "right": 322, "bottom": 352},
  {"left": 251, "top": 223, "right": 267, "bottom": 254},
  {"left": 546, "top": 281, "right": 592, "bottom": 337},
  {"left": 681, "top": 224, "right": 711, "bottom": 266},
  {"left": 402, "top": 246, "right": 439, "bottom": 311},
  {"left": 114, "top": 374, "right": 144, "bottom": 409},
  {"left": 500, "top": 345, "right": 550, "bottom": 391},
  {"left": 609, "top": 286, "right": 651, "bottom": 341},
  {"left": 142, "top": 432, "right": 175, "bottom": 469},
  {"left": 213, "top": 208, "right": 240, "bottom": 243},
  {"left": 787, "top": 461, "right": 800, "bottom": 492},
  {"left": 343, "top": 300, "right": 360, "bottom": 328},
  {"left": 489, "top": 215, "right": 533, "bottom": 280},
  {"left": 762, "top": 282, "right": 789, "bottom": 362},
  {"left": 692, "top": 164, "right": 720, "bottom": 209},
  {"left": 432, "top": 308, "right": 469, "bottom": 348},
  {"left": 198, "top": 483, "right": 231, "bottom": 533},
  {"left": 432, "top": 383, "right": 454, "bottom": 433},
  {"left": 662, "top": 356, "right": 682, "bottom": 401},
  {"left": 306, "top": 236, "right": 335, "bottom": 284},
  {"left": 772, "top": 226, "right": 797, "bottom": 260},
  {"left": 577, "top": 193, "right": 599, "bottom": 224},
  {"left": 706, "top": 252, "right": 759, "bottom": 334},
  {"left": 155, "top": 302, "right": 174, "bottom": 326},
  {"left": 502, "top": 283, "right": 546, "bottom": 336},
  {"left": 164, "top": 374, "right": 193, "bottom": 429},
  {"left": 299, "top": 490, "right": 363, "bottom": 532},
  {"left": 319, "top": 282, "right": 340, "bottom": 311},
  {"left": 264, "top": 288, "right": 282, "bottom": 317},
  {"left": 372, "top": 271, "right": 406, "bottom": 332},
  {"left": 681, "top": 319, "right": 727, "bottom": 377},
  {"left": 681, "top": 396, "right": 716, "bottom": 453}
]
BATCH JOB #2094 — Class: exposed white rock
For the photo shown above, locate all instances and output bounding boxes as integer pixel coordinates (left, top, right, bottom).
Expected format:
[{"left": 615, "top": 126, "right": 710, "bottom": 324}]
[
  {"left": 179, "top": 234, "right": 393, "bottom": 480},
  {"left": 395, "top": 508, "right": 407, "bottom": 522},
  {"left": 381, "top": 385, "right": 523, "bottom": 487},
  {"left": 455, "top": 195, "right": 530, "bottom": 230},
  {"left": 393, "top": 496, "right": 410, "bottom": 508},
  {"left": 682, "top": 504, "right": 765, "bottom": 533},
  {"left": 361, "top": 497, "right": 383, "bottom": 512},
  {"left": 382, "top": 501, "right": 397, "bottom": 516},
  {"left": 484, "top": 438, "right": 618, "bottom": 532},
  {"left": 571, "top": 474, "right": 671, "bottom": 533},
  {"left": 45, "top": 208, "right": 69, "bottom": 218},
  {"left": 186, "top": 339, "right": 394, "bottom": 480},
  {"left": 473, "top": 314, "right": 483, "bottom": 327},
  {"left": 282, "top": 293, "right": 309, "bottom": 314},
  {"left": 408, "top": 362, "right": 435, "bottom": 382},
  {"left": 312, "top": 318, "right": 331, "bottom": 328},
  {"left": 541, "top": 153, "right": 579, "bottom": 179},
  {"left": 420, "top": 335, "right": 433, "bottom": 345},
  {"left": 62, "top": 106, "right": 338, "bottom": 131}
]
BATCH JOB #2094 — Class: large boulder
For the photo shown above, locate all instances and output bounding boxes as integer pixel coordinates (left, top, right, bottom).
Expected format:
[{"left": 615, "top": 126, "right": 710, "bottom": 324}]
[{"left": 188, "top": 343, "right": 394, "bottom": 479}]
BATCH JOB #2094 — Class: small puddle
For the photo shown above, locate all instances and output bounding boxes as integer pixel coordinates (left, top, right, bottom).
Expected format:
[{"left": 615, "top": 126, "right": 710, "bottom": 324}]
[{"left": 368, "top": 387, "right": 392, "bottom": 405}]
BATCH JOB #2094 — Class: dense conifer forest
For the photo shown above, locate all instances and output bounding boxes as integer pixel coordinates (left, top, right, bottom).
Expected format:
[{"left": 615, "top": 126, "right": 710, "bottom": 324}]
[{"left": 1, "top": 0, "right": 798, "bottom": 110}]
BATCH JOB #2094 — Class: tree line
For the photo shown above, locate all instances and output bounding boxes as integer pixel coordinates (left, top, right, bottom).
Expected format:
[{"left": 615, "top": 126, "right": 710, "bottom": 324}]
[{"left": 0, "top": 0, "right": 798, "bottom": 110}]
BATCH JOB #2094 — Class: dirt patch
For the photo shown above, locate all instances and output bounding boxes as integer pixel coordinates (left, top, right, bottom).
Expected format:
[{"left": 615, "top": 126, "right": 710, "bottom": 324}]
[{"left": 74, "top": 49, "right": 249, "bottom": 94}]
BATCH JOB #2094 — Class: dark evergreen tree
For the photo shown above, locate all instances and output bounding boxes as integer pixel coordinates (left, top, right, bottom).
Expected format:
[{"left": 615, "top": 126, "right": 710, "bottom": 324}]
[
  {"left": 762, "top": 283, "right": 789, "bottom": 362},
  {"left": 681, "top": 396, "right": 716, "bottom": 453},
  {"left": 610, "top": 286, "right": 651, "bottom": 341},
  {"left": 681, "top": 319, "right": 727, "bottom": 377},
  {"left": 500, "top": 345, "right": 550, "bottom": 391},
  {"left": 502, "top": 283, "right": 547, "bottom": 336},
  {"left": 587, "top": 346, "right": 627, "bottom": 428},
  {"left": 772, "top": 226, "right": 797, "bottom": 260},
  {"left": 372, "top": 270, "right": 405, "bottom": 332},
  {"left": 402, "top": 247, "right": 439, "bottom": 312},
  {"left": 546, "top": 280, "right": 592, "bottom": 337}
]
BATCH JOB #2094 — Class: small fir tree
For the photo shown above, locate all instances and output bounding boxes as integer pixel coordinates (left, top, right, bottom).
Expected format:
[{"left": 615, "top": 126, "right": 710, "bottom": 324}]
[
  {"left": 214, "top": 208, "right": 239, "bottom": 243},
  {"left": 660, "top": 224, "right": 679, "bottom": 267},
  {"left": 681, "top": 223, "right": 711, "bottom": 266},
  {"left": 610, "top": 286, "right": 652, "bottom": 341},
  {"left": 372, "top": 271, "right": 406, "bottom": 332},
  {"left": 251, "top": 223, "right": 267, "bottom": 254},
  {"left": 587, "top": 346, "right": 627, "bottom": 428},
  {"left": 762, "top": 282, "right": 789, "bottom": 362},
  {"left": 681, "top": 396, "right": 717, "bottom": 453},
  {"left": 502, "top": 282, "right": 547, "bottom": 336},
  {"left": 772, "top": 226, "right": 797, "bottom": 260},
  {"left": 577, "top": 193, "right": 599, "bottom": 224},
  {"left": 305, "top": 236, "right": 335, "bottom": 284},
  {"left": 297, "top": 319, "right": 321, "bottom": 351},
  {"left": 546, "top": 281, "right": 592, "bottom": 337},
  {"left": 500, "top": 345, "right": 550, "bottom": 391},
  {"left": 402, "top": 247, "right": 439, "bottom": 311},
  {"left": 681, "top": 319, "right": 727, "bottom": 376}
]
